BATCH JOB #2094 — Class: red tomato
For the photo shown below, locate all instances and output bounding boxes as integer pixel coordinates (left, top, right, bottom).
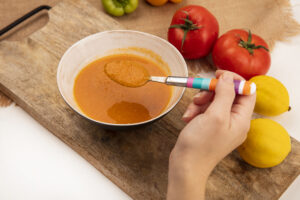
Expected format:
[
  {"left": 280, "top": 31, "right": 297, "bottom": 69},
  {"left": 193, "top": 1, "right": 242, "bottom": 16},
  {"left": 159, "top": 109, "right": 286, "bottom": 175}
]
[
  {"left": 212, "top": 29, "right": 271, "bottom": 80},
  {"left": 168, "top": 5, "right": 219, "bottom": 59}
]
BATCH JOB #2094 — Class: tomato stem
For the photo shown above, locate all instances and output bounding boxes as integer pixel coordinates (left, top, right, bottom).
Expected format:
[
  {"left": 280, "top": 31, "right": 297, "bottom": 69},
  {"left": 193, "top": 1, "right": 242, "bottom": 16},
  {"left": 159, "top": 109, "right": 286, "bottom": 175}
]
[
  {"left": 239, "top": 30, "right": 269, "bottom": 55},
  {"left": 169, "top": 11, "right": 202, "bottom": 51}
]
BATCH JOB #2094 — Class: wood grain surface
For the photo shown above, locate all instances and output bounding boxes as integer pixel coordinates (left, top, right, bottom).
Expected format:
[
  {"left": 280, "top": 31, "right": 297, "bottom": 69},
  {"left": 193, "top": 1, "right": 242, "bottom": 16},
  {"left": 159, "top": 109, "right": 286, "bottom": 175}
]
[{"left": 0, "top": 0, "right": 299, "bottom": 199}]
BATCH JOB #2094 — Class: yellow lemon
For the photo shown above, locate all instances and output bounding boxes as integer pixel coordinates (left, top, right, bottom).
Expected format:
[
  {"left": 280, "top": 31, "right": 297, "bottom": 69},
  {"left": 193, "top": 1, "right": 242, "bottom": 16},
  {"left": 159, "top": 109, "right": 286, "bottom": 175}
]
[
  {"left": 250, "top": 75, "right": 290, "bottom": 116},
  {"left": 238, "top": 119, "right": 291, "bottom": 168}
]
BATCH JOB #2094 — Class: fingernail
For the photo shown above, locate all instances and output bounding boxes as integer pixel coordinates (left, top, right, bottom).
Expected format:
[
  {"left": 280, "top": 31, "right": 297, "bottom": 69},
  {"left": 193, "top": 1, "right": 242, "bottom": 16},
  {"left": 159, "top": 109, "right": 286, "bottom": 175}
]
[
  {"left": 194, "top": 93, "right": 202, "bottom": 98},
  {"left": 182, "top": 109, "right": 191, "bottom": 119},
  {"left": 221, "top": 73, "right": 233, "bottom": 83}
]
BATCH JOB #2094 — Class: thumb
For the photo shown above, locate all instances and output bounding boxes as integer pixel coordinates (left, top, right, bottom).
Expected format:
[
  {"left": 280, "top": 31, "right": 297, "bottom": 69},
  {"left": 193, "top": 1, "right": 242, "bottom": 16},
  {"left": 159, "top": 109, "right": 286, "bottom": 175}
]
[{"left": 206, "top": 73, "right": 236, "bottom": 116}]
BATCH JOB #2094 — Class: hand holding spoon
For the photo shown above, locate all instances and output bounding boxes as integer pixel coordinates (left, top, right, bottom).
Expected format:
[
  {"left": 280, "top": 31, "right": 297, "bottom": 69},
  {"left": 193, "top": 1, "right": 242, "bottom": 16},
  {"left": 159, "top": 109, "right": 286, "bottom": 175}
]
[{"left": 104, "top": 60, "right": 256, "bottom": 95}]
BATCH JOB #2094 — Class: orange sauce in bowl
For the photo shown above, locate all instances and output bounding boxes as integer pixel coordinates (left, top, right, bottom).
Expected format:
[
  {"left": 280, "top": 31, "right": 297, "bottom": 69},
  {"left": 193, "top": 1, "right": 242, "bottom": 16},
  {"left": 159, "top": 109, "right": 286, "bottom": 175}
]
[{"left": 73, "top": 54, "right": 172, "bottom": 124}]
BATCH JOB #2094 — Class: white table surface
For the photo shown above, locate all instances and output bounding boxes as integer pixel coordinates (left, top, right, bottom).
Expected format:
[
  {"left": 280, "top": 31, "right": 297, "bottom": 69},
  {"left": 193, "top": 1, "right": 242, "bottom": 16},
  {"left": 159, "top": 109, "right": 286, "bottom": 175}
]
[{"left": 1, "top": 1, "right": 300, "bottom": 199}]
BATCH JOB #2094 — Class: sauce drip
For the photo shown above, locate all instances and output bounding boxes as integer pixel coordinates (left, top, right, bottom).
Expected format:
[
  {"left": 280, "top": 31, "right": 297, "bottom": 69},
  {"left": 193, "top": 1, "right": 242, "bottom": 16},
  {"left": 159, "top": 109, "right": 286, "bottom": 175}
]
[
  {"left": 105, "top": 60, "right": 150, "bottom": 87},
  {"left": 73, "top": 54, "right": 172, "bottom": 124}
]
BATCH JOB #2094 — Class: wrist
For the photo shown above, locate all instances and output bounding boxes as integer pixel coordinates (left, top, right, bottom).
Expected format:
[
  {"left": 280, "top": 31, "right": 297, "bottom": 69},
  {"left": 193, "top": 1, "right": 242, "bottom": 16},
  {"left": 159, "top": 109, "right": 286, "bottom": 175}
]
[
  {"left": 167, "top": 150, "right": 210, "bottom": 200},
  {"left": 169, "top": 147, "right": 216, "bottom": 178}
]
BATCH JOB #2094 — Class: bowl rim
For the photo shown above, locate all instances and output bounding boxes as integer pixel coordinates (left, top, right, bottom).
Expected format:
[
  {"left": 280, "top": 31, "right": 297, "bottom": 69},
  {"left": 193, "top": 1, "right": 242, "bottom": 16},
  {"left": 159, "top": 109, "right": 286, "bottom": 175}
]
[{"left": 57, "top": 30, "right": 188, "bottom": 127}]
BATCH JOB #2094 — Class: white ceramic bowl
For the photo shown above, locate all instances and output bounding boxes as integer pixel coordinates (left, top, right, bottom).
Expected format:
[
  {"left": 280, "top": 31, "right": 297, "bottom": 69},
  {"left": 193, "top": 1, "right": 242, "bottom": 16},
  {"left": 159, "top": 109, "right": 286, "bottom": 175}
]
[{"left": 57, "top": 30, "right": 188, "bottom": 129}]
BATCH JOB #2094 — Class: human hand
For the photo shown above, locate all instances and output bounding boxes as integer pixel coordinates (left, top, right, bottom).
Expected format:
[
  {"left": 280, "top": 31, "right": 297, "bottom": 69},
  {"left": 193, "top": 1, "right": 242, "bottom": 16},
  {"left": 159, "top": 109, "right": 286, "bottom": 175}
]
[{"left": 167, "top": 70, "right": 256, "bottom": 200}]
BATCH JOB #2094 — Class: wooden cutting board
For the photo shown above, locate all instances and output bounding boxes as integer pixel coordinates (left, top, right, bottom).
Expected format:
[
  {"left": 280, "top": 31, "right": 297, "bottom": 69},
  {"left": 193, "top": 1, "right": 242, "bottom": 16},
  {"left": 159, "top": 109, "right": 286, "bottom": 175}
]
[{"left": 0, "top": 0, "right": 299, "bottom": 199}]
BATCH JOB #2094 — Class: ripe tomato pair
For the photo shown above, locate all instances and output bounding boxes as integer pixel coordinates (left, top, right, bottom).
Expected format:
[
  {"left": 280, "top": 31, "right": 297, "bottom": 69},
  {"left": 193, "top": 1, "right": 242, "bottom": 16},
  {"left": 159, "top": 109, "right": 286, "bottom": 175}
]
[{"left": 168, "top": 5, "right": 271, "bottom": 79}]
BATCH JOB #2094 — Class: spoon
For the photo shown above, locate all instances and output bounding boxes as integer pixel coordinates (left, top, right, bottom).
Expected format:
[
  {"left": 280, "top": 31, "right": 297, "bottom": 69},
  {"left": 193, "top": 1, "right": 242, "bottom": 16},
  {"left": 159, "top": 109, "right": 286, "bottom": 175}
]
[
  {"left": 149, "top": 76, "right": 256, "bottom": 95},
  {"left": 104, "top": 61, "right": 256, "bottom": 95}
]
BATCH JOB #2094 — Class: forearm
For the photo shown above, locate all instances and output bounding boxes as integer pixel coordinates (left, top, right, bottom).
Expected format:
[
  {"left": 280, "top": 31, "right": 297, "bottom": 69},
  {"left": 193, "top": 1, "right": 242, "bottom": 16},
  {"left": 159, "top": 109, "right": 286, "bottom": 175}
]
[{"left": 167, "top": 151, "right": 210, "bottom": 200}]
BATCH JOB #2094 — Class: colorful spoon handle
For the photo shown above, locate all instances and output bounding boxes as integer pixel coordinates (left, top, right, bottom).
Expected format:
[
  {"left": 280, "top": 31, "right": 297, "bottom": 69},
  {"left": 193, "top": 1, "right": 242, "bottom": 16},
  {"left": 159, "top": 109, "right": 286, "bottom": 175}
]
[{"left": 165, "top": 77, "right": 256, "bottom": 95}]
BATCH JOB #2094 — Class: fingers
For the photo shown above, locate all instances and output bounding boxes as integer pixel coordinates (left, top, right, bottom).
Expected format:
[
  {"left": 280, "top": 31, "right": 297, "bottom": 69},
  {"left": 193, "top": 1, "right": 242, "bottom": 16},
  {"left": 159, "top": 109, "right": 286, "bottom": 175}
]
[
  {"left": 182, "top": 101, "right": 210, "bottom": 123},
  {"left": 232, "top": 93, "right": 256, "bottom": 120},
  {"left": 183, "top": 70, "right": 255, "bottom": 123},
  {"left": 216, "top": 70, "right": 245, "bottom": 80},
  {"left": 182, "top": 75, "right": 213, "bottom": 123},
  {"left": 206, "top": 72, "right": 236, "bottom": 116},
  {"left": 193, "top": 91, "right": 214, "bottom": 105},
  {"left": 217, "top": 70, "right": 256, "bottom": 120},
  {"left": 182, "top": 91, "right": 213, "bottom": 122}
]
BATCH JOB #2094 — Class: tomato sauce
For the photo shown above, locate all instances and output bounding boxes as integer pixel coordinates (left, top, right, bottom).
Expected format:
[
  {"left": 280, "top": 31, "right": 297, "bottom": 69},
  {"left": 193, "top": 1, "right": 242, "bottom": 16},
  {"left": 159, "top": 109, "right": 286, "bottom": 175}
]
[{"left": 73, "top": 54, "right": 172, "bottom": 124}]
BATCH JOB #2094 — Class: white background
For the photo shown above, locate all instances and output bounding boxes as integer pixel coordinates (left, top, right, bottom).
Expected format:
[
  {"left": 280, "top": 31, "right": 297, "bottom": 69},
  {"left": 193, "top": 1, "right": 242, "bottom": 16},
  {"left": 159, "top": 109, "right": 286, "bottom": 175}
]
[{"left": 1, "top": 1, "right": 300, "bottom": 199}]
